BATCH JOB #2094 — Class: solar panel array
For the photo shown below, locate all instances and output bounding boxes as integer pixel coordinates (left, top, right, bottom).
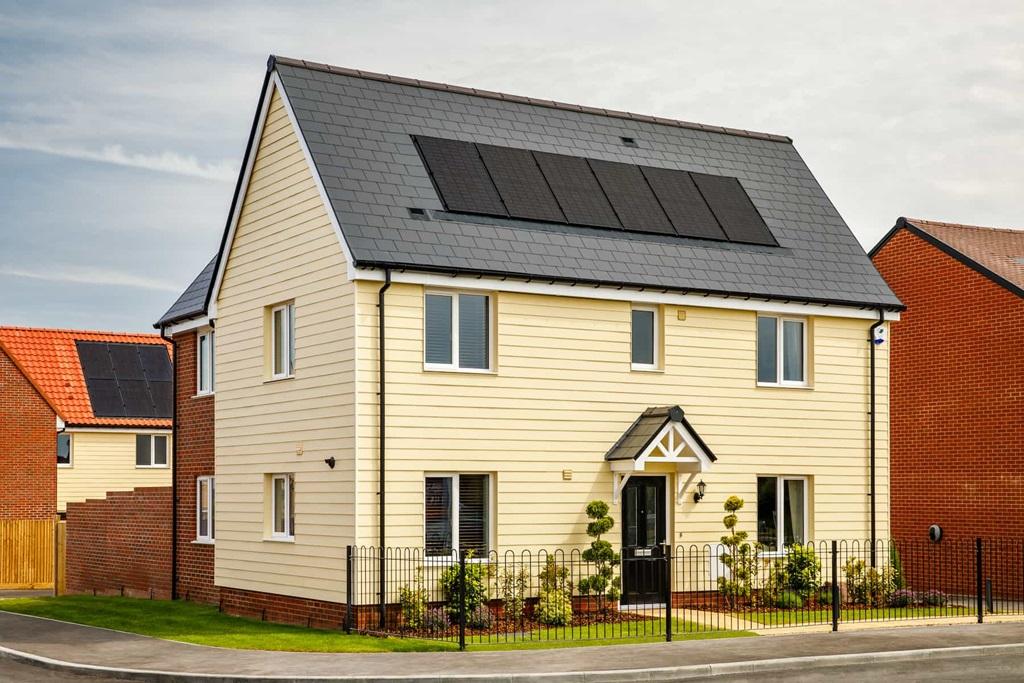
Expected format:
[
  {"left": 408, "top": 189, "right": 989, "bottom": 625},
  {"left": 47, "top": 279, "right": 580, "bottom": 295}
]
[
  {"left": 76, "top": 341, "right": 173, "bottom": 419},
  {"left": 413, "top": 136, "right": 776, "bottom": 246}
]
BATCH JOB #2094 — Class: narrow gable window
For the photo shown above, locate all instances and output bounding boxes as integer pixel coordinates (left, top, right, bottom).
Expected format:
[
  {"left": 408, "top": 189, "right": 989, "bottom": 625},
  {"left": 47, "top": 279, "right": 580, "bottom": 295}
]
[
  {"left": 196, "top": 476, "right": 215, "bottom": 543},
  {"left": 270, "top": 473, "right": 295, "bottom": 539},
  {"left": 757, "top": 316, "right": 806, "bottom": 385},
  {"left": 136, "top": 434, "right": 169, "bottom": 468},
  {"left": 425, "top": 473, "right": 490, "bottom": 558},
  {"left": 424, "top": 292, "right": 491, "bottom": 371},
  {"left": 57, "top": 433, "right": 72, "bottom": 467},
  {"left": 757, "top": 476, "right": 808, "bottom": 553},
  {"left": 270, "top": 303, "right": 295, "bottom": 378},
  {"left": 631, "top": 305, "right": 659, "bottom": 370},
  {"left": 197, "top": 330, "right": 215, "bottom": 394}
]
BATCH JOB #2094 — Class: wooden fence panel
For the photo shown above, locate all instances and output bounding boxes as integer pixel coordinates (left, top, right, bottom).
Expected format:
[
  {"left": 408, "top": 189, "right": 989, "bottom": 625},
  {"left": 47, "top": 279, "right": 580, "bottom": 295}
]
[
  {"left": 0, "top": 519, "right": 56, "bottom": 589},
  {"left": 54, "top": 521, "right": 66, "bottom": 595}
]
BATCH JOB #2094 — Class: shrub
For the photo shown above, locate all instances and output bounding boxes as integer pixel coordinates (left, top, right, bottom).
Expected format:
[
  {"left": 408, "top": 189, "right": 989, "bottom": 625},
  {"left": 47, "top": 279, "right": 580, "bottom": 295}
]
[
  {"left": 889, "top": 544, "right": 906, "bottom": 590},
  {"left": 844, "top": 558, "right": 897, "bottom": 607},
  {"left": 578, "top": 500, "right": 621, "bottom": 605},
  {"left": 536, "top": 557, "right": 573, "bottom": 626},
  {"left": 498, "top": 567, "right": 529, "bottom": 622},
  {"left": 438, "top": 553, "right": 490, "bottom": 622},
  {"left": 776, "top": 590, "right": 804, "bottom": 609},
  {"left": 783, "top": 545, "right": 822, "bottom": 599},
  {"left": 817, "top": 583, "right": 834, "bottom": 607},
  {"left": 889, "top": 589, "right": 918, "bottom": 608},
  {"left": 399, "top": 570, "right": 428, "bottom": 629},
  {"left": 762, "top": 559, "right": 788, "bottom": 604},
  {"left": 466, "top": 604, "right": 495, "bottom": 629},
  {"left": 920, "top": 589, "right": 948, "bottom": 607},
  {"left": 423, "top": 606, "right": 450, "bottom": 632},
  {"left": 717, "top": 496, "right": 760, "bottom": 608}
]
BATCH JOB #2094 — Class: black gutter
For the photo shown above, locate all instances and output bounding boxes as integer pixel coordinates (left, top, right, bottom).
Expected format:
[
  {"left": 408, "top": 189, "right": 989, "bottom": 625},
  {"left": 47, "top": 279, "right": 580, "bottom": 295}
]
[
  {"left": 377, "top": 268, "right": 391, "bottom": 629},
  {"left": 868, "top": 309, "right": 885, "bottom": 567},
  {"left": 159, "top": 325, "right": 179, "bottom": 600}
]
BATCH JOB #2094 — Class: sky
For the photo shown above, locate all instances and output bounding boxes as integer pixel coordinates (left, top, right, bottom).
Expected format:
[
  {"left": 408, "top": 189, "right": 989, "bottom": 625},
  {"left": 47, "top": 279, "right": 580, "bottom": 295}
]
[{"left": 1, "top": 1, "right": 1022, "bottom": 332}]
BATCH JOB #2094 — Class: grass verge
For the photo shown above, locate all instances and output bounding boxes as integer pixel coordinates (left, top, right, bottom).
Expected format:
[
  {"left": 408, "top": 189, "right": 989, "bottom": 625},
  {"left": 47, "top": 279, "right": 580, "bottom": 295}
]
[{"left": 0, "top": 596, "right": 754, "bottom": 652}]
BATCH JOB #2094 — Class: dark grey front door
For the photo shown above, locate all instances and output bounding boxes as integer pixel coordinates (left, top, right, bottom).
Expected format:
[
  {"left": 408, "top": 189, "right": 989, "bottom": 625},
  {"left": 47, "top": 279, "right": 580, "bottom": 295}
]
[{"left": 620, "top": 476, "right": 667, "bottom": 604}]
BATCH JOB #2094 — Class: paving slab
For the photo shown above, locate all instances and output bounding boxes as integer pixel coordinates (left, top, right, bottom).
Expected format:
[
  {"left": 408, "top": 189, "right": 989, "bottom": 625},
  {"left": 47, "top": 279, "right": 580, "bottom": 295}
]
[{"left": 0, "top": 610, "right": 1022, "bottom": 682}]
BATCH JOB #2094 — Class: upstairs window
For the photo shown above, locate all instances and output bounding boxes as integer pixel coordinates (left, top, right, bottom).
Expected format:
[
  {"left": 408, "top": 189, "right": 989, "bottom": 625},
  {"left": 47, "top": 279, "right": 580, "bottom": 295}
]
[
  {"left": 424, "top": 292, "right": 491, "bottom": 371},
  {"left": 425, "top": 473, "right": 490, "bottom": 558},
  {"left": 57, "top": 433, "right": 72, "bottom": 467},
  {"left": 757, "top": 476, "right": 808, "bottom": 553},
  {"left": 270, "top": 473, "right": 295, "bottom": 539},
  {"left": 136, "top": 434, "right": 169, "bottom": 468},
  {"left": 197, "top": 330, "right": 215, "bottom": 395},
  {"left": 196, "top": 476, "right": 215, "bottom": 543},
  {"left": 270, "top": 303, "right": 295, "bottom": 378},
  {"left": 631, "top": 305, "right": 660, "bottom": 370},
  {"left": 757, "top": 316, "right": 806, "bottom": 385}
]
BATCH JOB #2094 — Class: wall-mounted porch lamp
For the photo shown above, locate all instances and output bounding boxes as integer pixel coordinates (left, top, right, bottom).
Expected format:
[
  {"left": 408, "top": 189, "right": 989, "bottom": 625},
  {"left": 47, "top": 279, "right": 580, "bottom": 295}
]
[{"left": 693, "top": 479, "right": 706, "bottom": 503}]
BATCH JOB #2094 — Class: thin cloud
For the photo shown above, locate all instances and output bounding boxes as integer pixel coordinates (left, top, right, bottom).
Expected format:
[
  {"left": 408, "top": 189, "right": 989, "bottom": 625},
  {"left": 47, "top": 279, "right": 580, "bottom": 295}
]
[
  {"left": 0, "top": 137, "right": 235, "bottom": 182},
  {"left": 0, "top": 265, "right": 181, "bottom": 293}
]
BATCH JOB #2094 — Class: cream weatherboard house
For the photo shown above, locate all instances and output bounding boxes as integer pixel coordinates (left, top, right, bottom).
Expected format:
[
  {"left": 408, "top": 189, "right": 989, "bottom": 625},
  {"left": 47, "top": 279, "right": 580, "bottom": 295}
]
[{"left": 158, "top": 55, "right": 901, "bottom": 617}]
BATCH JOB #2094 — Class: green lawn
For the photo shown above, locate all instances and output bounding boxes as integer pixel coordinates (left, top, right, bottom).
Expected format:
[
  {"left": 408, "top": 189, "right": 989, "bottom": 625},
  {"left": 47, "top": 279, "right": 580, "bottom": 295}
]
[
  {"left": 742, "top": 605, "right": 971, "bottom": 626},
  {"left": 0, "top": 596, "right": 754, "bottom": 652}
]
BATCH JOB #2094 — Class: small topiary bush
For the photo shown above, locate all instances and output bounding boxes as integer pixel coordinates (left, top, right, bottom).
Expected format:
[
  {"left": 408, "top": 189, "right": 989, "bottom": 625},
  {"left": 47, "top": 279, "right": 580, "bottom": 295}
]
[
  {"left": 776, "top": 590, "right": 804, "bottom": 609},
  {"left": 577, "top": 500, "right": 621, "bottom": 608},
  {"left": 423, "top": 606, "right": 450, "bottom": 632},
  {"left": 717, "top": 496, "right": 760, "bottom": 608}
]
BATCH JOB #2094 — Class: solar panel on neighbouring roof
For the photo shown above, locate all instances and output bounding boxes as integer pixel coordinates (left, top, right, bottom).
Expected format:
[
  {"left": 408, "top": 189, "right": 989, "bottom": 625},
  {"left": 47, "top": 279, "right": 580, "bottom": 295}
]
[
  {"left": 151, "top": 381, "right": 173, "bottom": 417},
  {"left": 139, "top": 345, "right": 172, "bottom": 381},
  {"left": 75, "top": 341, "right": 173, "bottom": 420},
  {"left": 413, "top": 136, "right": 507, "bottom": 216},
  {"left": 119, "top": 379, "right": 156, "bottom": 418},
  {"left": 691, "top": 173, "right": 777, "bottom": 246},
  {"left": 77, "top": 342, "right": 114, "bottom": 379},
  {"left": 85, "top": 378, "right": 126, "bottom": 417},
  {"left": 588, "top": 159, "right": 673, "bottom": 234},
  {"left": 109, "top": 344, "right": 145, "bottom": 380},
  {"left": 533, "top": 152, "right": 622, "bottom": 229},
  {"left": 477, "top": 144, "right": 565, "bottom": 223},
  {"left": 640, "top": 167, "right": 728, "bottom": 241}
]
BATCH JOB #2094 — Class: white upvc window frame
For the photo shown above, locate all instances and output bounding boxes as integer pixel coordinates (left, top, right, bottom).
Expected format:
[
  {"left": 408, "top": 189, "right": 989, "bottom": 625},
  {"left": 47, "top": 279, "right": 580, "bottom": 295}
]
[
  {"left": 630, "top": 304, "right": 661, "bottom": 371},
  {"left": 423, "top": 290, "right": 494, "bottom": 373},
  {"left": 756, "top": 315, "right": 808, "bottom": 387},
  {"left": 135, "top": 434, "right": 170, "bottom": 469},
  {"left": 270, "top": 302, "right": 295, "bottom": 380},
  {"left": 57, "top": 432, "right": 73, "bottom": 468},
  {"left": 196, "top": 329, "right": 215, "bottom": 396},
  {"left": 270, "top": 473, "right": 295, "bottom": 540},
  {"left": 423, "top": 472, "right": 494, "bottom": 563},
  {"left": 758, "top": 475, "right": 810, "bottom": 555},
  {"left": 195, "top": 475, "right": 215, "bottom": 544}
]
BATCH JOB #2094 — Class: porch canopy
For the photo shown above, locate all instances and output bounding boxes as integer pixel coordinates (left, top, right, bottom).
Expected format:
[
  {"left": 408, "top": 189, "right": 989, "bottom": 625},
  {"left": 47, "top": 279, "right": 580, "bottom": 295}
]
[{"left": 605, "top": 406, "right": 716, "bottom": 504}]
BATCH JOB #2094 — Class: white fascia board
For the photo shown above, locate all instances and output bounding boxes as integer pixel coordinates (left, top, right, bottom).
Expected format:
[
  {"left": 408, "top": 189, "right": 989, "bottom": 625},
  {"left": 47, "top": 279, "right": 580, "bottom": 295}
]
[
  {"left": 163, "top": 315, "right": 211, "bottom": 336},
  {"left": 56, "top": 416, "right": 65, "bottom": 430},
  {"left": 354, "top": 268, "right": 900, "bottom": 321}
]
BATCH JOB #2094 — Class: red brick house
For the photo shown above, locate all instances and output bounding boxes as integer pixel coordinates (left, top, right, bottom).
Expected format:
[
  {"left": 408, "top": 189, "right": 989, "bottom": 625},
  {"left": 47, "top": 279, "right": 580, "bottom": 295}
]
[
  {"left": 871, "top": 217, "right": 1024, "bottom": 543},
  {"left": 155, "top": 257, "right": 219, "bottom": 604}
]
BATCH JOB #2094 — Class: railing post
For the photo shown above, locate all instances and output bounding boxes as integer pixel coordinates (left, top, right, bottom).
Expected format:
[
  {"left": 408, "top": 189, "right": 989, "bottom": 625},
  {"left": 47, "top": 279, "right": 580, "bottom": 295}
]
[
  {"left": 976, "top": 538, "right": 984, "bottom": 623},
  {"left": 831, "top": 540, "right": 840, "bottom": 632},
  {"left": 345, "top": 545, "right": 353, "bottom": 633},
  {"left": 664, "top": 544, "right": 672, "bottom": 642},
  {"left": 378, "top": 546, "right": 386, "bottom": 630},
  {"left": 458, "top": 549, "right": 467, "bottom": 651}
]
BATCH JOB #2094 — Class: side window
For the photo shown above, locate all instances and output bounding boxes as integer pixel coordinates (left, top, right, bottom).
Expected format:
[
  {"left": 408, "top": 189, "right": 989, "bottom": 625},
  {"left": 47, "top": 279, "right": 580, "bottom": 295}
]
[
  {"left": 424, "top": 473, "right": 490, "bottom": 557},
  {"left": 630, "top": 305, "right": 660, "bottom": 370},
  {"left": 757, "top": 476, "right": 808, "bottom": 552},
  {"left": 196, "top": 476, "right": 215, "bottom": 542},
  {"left": 270, "top": 303, "right": 295, "bottom": 379},
  {"left": 136, "top": 434, "right": 169, "bottom": 467},
  {"left": 197, "top": 330, "right": 215, "bottom": 394},
  {"left": 424, "top": 292, "right": 491, "bottom": 371},
  {"left": 757, "top": 316, "right": 807, "bottom": 385},
  {"left": 270, "top": 473, "right": 295, "bottom": 539},
  {"left": 57, "top": 433, "right": 72, "bottom": 467}
]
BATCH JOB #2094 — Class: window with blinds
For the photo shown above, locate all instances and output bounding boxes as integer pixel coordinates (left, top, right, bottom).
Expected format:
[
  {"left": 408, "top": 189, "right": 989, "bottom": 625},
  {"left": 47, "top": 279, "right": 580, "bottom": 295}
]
[
  {"left": 425, "top": 473, "right": 490, "bottom": 557},
  {"left": 424, "top": 291, "right": 491, "bottom": 371}
]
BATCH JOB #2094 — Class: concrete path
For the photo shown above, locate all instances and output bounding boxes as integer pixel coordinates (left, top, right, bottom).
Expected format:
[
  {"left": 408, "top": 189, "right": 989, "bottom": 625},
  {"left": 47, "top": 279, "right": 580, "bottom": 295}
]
[{"left": 0, "top": 610, "right": 1022, "bottom": 682}]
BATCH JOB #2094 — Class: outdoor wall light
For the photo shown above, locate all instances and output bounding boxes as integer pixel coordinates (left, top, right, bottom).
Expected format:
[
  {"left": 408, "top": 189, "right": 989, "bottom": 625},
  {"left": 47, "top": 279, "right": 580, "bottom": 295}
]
[
  {"left": 693, "top": 479, "right": 706, "bottom": 503},
  {"left": 324, "top": 456, "right": 337, "bottom": 469}
]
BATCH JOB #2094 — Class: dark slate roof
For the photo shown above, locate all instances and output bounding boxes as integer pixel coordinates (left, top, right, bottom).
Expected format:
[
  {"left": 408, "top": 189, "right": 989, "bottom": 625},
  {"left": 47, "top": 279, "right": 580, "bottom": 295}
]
[
  {"left": 605, "top": 406, "right": 716, "bottom": 462},
  {"left": 156, "top": 256, "right": 216, "bottom": 327},
  {"left": 271, "top": 56, "right": 901, "bottom": 310}
]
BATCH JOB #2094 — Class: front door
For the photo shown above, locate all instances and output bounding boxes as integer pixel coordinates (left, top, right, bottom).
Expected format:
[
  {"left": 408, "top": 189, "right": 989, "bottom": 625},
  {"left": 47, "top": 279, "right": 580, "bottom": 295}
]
[{"left": 620, "top": 476, "right": 667, "bottom": 605}]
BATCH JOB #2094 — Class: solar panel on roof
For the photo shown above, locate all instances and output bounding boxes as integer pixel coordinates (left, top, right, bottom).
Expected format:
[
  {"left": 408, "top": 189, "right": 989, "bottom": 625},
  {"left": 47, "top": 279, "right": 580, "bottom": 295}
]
[
  {"left": 413, "top": 136, "right": 507, "bottom": 216},
  {"left": 119, "top": 379, "right": 156, "bottom": 418},
  {"left": 76, "top": 342, "right": 114, "bottom": 379},
  {"left": 641, "top": 167, "right": 727, "bottom": 241},
  {"left": 75, "top": 341, "right": 173, "bottom": 420},
  {"left": 151, "top": 381, "right": 173, "bottom": 417},
  {"left": 691, "top": 173, "right": 777, "bottom": 246},
  {"left": 138, "top": 345, "right": 172, "bottom": 381},
  {"left": 533, "top": 152, "right": 622, "bottom": 229},
  {"left": 588, "top": 159, "right": 673, "bottom": 234},
  {"left": 108, "top": 344, "right": 145, "bottom": 381},
  {"left": 477, "top": 144, "right": 565, "bottom": 223},
  {"left": 86, "top": 378, "right": 126, "bottom": 418}
]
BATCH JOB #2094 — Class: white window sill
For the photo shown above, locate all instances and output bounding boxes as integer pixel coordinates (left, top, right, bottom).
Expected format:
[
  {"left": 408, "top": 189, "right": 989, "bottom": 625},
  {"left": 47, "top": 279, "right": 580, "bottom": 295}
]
[
  {"left": 57, "top": 464, "right": 73, "bottom": 469},
  {"left": 192, "top": 539, "right": 215, "bottom": 546},
  {"left": 264, "top": 375, "right": 295, "bottom": 384},
  {"left": 631, "top": 365, "right": 663, "bottom": 373},
  {"left": 136, "top": 465, "right": 170, "bottom": 469},
  {"left": 194, "top": 391, "right": 215, "bottom": 398},
  {"left": 424, "top": 554, "right": 491, "bottom": 565},
  {"left": 756, "top": 382, "right": 812, "bottom": 390},
  {"left": 423, "top": 365, "right": 495, "bottom": 375},
  {"left": 264, "top": 536, "right": 295, "bottom": 543}
]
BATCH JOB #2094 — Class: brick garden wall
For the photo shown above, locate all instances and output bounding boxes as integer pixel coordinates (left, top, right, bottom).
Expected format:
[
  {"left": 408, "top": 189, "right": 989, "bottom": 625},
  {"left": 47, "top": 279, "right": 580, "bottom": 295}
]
[
  {"left": 872, "top": 228, "right": 1024, "bottom": 544},
  {"left": 172, "top": 330, "right": 218, "bottom": 603},
  {"left": 0, "top": 348, "right": 56, "bottom": 519},
  {"left": 65, "top": 486, "right": 172, "bottom": 599}
]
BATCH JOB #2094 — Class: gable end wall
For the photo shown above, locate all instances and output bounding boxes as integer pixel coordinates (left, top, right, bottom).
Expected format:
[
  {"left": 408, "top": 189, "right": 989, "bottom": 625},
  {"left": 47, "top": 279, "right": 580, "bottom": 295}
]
[{"left": 0, "top": 347, "right": 56, "bottom": 519}]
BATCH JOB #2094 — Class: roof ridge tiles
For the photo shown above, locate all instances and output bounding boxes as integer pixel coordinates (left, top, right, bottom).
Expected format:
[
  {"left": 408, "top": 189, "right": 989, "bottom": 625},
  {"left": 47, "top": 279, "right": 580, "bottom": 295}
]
[
  {"left": 0, "top": 325, "right": 164, "bottom": 341},
  {"left": 905, "top": 217, "right": 1024, "bottom": 235},
  {"left": 270, "top": 55, "right": 792, "bottom": 144}
]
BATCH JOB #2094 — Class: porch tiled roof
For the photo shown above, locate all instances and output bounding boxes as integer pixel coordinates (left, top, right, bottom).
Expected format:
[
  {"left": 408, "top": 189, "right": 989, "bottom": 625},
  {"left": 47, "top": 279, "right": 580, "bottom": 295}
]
[{"left": 605, "top": 406, "right": 716, "bottom": 462}]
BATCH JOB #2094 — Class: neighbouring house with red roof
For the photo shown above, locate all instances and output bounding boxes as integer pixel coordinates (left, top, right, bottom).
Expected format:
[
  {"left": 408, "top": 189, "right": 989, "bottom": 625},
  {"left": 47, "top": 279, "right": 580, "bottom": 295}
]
[
  {"left": 871, "top": 218, "right": 1024, "bottom": 542},
  {"left": 0, "top": 327, "right": 174, "bottom": 518}
]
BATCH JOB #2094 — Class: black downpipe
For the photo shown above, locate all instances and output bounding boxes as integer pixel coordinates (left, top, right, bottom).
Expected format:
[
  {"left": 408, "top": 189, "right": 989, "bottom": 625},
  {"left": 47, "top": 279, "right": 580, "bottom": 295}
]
[
  {"left": 868, "top": 309, "right": 885, "bottom": 567},
  {"left": 160, "top": 326, "right": 179, "bottom": 600},
  {"left": 377, "top": 269, "right": 392, "bottom": 629}
]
